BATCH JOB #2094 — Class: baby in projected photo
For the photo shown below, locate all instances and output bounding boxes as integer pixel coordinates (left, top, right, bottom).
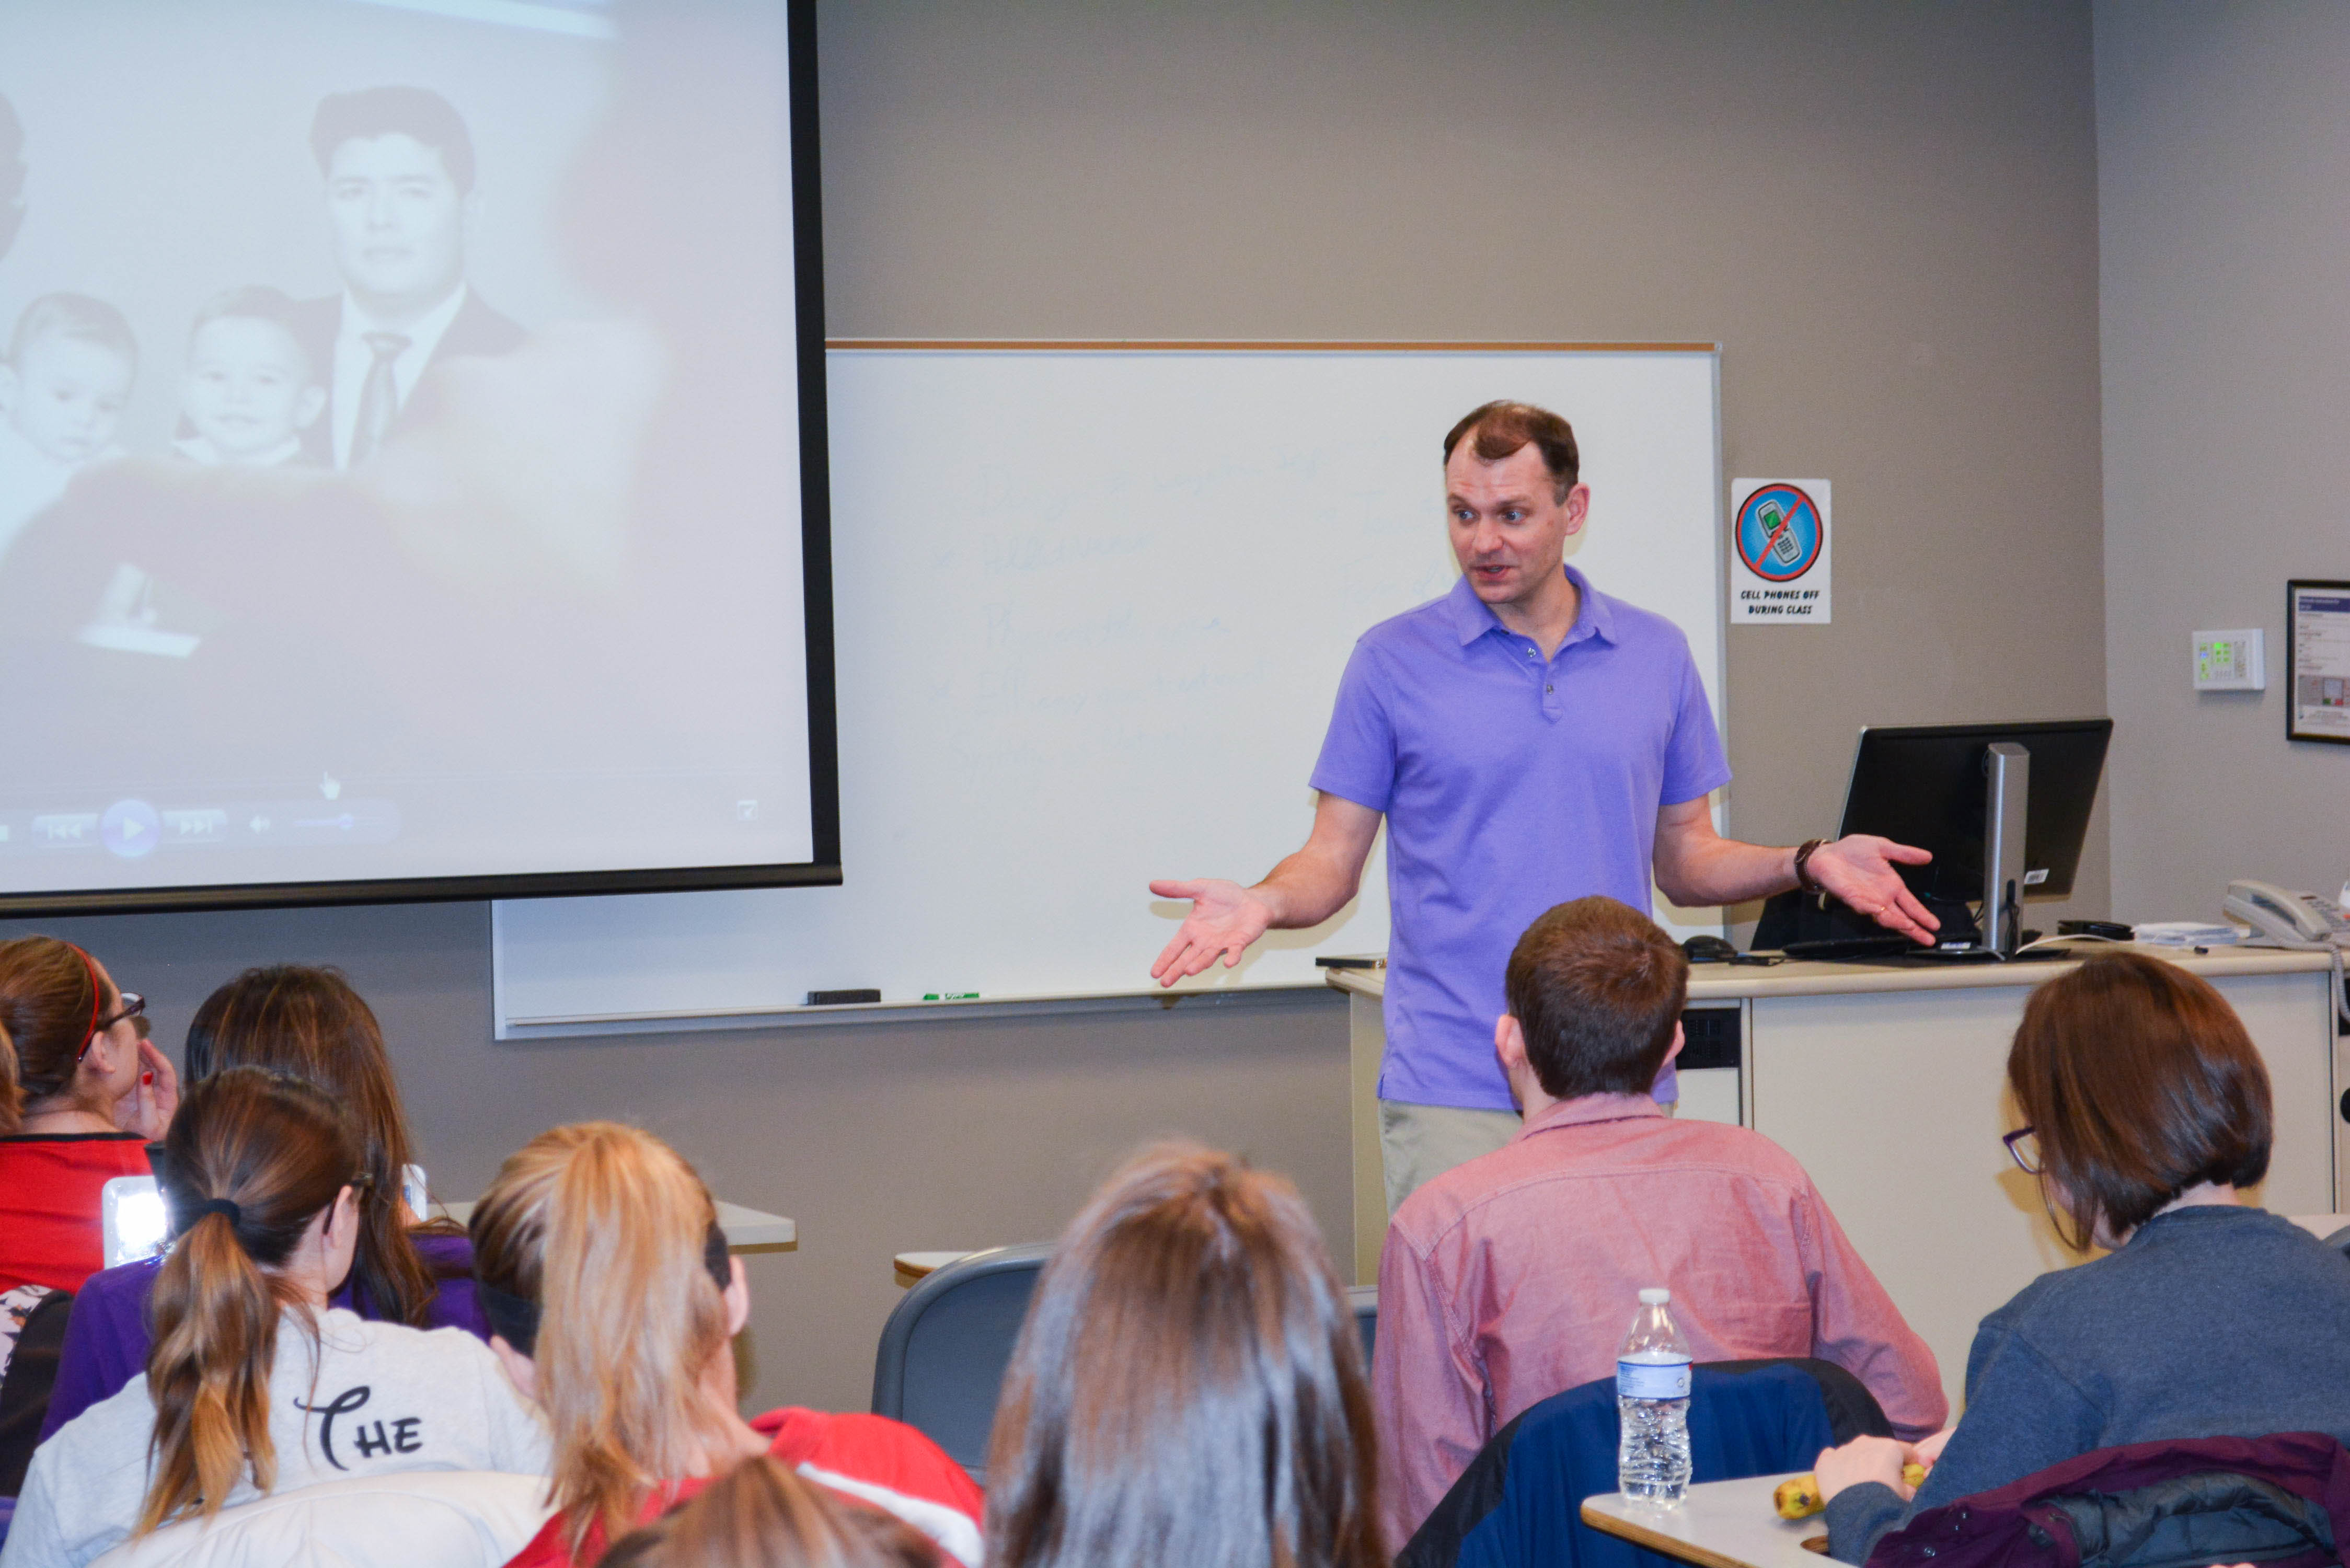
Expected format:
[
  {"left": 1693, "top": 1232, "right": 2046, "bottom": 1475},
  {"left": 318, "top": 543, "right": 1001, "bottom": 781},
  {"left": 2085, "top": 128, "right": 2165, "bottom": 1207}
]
[
  {"left": 174, "top": 287, "right": 325, "bottom": 467},
  {"left": 0, "top": 293, "right": 137, "bottom": 557}
]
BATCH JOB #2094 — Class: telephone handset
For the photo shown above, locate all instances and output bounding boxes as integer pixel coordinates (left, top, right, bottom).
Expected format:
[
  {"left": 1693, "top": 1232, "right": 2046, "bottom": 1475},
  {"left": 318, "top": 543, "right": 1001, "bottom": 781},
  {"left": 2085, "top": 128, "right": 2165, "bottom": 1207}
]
[{"left": 2224, "top": 880, "right": 2350, "bottom": 949}]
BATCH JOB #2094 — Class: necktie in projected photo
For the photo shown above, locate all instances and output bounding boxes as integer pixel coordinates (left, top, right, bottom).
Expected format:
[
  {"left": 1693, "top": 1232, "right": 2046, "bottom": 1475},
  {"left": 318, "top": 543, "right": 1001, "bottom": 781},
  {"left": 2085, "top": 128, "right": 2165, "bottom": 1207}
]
[{"left": 350, "top": 330, "right": 411, "bottom": 466}]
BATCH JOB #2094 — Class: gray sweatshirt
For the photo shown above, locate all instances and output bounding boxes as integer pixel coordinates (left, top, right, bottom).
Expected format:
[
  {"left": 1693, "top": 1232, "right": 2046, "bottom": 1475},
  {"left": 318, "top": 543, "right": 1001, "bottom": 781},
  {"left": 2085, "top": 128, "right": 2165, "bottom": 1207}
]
[
  {"left": 1827, "top": 1206, "right": 2350, "bottom": 1562},
  {"left": 2, "top": 1306, "right": 550, "bottom": 1567}
]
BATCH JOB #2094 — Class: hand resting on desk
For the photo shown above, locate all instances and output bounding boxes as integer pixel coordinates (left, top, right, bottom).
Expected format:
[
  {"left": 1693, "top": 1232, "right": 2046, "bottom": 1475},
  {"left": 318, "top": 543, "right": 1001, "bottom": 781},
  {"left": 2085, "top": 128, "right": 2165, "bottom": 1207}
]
[{"left": 1813, "top": 1428, "right": 1949, "bottom": 1505}]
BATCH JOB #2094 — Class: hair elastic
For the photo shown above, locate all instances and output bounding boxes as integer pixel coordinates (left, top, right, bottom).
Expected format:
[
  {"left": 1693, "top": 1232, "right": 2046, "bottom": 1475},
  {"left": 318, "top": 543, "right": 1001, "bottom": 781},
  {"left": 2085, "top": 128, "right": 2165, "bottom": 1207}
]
[
  {"left": 475, "top": 1221, "right": 731, "bottom": 1359},
  {"left": 183, "top": 1196, "right": 243, "bottom": 1231}
]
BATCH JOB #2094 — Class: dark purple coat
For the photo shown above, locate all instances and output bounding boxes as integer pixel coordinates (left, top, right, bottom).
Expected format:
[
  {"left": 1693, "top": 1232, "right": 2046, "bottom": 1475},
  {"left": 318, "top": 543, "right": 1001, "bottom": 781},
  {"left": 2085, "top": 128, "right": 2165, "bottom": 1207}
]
[{"left": 1869, "top": 1433, "right": 2350, "bottom": 1568}]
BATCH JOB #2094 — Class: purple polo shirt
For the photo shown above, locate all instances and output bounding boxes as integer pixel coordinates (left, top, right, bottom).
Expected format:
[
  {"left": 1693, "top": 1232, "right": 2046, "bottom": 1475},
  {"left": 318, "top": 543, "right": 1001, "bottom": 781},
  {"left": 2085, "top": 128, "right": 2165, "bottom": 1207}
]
[{"left": 1310, "top": 567, "right": 1731, "bottom": 1111}]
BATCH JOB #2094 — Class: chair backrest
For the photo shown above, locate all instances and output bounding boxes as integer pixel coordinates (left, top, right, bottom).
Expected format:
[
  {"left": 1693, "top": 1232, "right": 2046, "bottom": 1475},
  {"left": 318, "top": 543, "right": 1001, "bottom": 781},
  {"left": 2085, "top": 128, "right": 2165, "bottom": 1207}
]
[
  {"left": 1399, "top": 1357, "right": 1865, "bottom": 1568},
  {"left": 1347, "top": 1283, "right": 1378, "bottom": 1366},
  {"left": 85, "top": 1471, "right": 552, "bottom": 1568},
  {"left": 871, "top": 1243, "right": 1052, "bottom": 1482}
]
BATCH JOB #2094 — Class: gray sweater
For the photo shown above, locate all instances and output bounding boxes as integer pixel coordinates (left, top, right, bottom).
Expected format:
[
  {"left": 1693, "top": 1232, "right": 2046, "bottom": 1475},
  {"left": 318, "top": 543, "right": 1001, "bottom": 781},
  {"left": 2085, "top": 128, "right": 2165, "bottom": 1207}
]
[
  {"left": 2, "top": 1307, "right": 549, "bottom": 1567},
  {"left": 1827, "top": 1206, "right": 2350, "bottom": 1563}
]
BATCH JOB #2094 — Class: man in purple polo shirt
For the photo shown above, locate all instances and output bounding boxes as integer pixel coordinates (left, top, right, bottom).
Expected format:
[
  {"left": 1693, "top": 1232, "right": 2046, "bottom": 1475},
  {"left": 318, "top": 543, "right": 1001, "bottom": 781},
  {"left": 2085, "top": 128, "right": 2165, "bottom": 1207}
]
[{"left": 1150, "top": 400, "right": 1938, "bottom": 1207}]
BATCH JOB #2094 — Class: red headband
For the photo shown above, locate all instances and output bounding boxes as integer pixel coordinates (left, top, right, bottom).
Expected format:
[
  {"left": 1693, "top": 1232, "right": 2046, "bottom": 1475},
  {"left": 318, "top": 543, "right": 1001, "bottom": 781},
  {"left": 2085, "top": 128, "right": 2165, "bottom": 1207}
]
[{"left": 69, "top": 944, "right": 103, "bottom": 1055}]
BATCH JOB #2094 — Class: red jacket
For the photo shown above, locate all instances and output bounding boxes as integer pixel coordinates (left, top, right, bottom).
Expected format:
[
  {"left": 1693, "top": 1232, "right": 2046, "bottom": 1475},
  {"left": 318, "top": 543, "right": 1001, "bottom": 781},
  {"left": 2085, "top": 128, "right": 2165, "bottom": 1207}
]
[
  {"left": 0, "top": 1133, "right": 151, "bottom": 1293},
  {"left": 504, "top": 1408, "right": 985, "bottom": 1567}
]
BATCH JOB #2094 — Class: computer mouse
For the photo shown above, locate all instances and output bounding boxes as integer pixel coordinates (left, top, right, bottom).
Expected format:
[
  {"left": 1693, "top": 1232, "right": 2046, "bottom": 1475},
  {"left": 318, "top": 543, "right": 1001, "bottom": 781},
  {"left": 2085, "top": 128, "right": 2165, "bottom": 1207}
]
[{"left": 1682, "top": 934, "right": 1739, "bottom": 963}]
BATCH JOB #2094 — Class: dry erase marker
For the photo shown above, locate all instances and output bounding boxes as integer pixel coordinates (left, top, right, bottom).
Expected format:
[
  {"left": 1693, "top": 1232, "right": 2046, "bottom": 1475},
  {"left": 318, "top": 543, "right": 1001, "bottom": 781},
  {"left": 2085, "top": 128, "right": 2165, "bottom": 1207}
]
[{"left": 923, "top": 991, "right": 981, "bottom": 1001}]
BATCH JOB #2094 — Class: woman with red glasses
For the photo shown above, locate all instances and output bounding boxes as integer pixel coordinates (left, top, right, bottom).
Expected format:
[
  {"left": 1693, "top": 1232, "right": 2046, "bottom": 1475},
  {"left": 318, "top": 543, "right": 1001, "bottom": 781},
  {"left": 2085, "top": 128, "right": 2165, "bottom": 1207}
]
[{"left": 0, "top": 935, "right": 179, "bottom": 1296}]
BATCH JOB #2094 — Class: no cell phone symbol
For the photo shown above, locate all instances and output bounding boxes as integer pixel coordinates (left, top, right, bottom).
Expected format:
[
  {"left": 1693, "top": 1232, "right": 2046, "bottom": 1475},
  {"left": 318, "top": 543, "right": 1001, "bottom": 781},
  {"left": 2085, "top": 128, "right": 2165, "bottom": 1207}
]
[{"left": 1734, "top": 485, "right": 1824, "bottom": 582}]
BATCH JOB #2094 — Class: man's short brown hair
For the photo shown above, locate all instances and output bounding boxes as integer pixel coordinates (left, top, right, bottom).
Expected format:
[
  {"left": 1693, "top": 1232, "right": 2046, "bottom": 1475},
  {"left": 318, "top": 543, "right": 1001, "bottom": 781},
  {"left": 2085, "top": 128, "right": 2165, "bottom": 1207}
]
[
  {"left": 1504, "top": 897, "right": 1688, "bottom": 1100},
  {"left": 2007, "top": 953, "right": 2271, "bottom": 1251},
  {"left": 1442, "top": 400, "right": 1581, "bottom": 501}
]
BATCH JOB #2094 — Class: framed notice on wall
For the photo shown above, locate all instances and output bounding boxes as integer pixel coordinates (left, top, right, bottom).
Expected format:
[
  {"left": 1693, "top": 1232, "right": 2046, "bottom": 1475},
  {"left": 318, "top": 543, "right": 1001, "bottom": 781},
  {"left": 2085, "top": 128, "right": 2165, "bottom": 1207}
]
[{"left": 2287, "top": 580, "right": 2350, "bottom": 744}]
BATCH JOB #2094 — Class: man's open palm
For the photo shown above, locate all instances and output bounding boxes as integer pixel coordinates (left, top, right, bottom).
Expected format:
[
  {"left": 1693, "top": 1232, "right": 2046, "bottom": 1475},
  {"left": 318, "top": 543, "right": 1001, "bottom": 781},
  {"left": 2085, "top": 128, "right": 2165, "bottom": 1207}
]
[{"left": 1149, "top": 878, "right": 1273, "bottom": 985}]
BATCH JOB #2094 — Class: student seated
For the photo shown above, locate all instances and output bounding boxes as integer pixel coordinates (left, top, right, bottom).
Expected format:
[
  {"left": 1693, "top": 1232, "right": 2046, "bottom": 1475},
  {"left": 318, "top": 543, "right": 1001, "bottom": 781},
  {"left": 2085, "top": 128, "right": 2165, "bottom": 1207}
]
[
  {"left": 1374, "top": 897, "right": 1945, "bottom": 1543},
  {"left": 470, "top": 1122, "right": 983, "bottom": 1568},
  {"left": 0, "top": 937, "right": 177, "bottom": 1295},
  {"left": 4, "top": 1067, "right": 547, "bottom": 1566},
  {"left": 1816, "top": 953, "right": 2350, "bottom": 1563},
  {"left": 986, "top": 1142, "right": 1387, "bottom": 1568},
  {"left": 602, "top": 1456, "right": 940, "bottom": 1568},
  {"left": 42, "top": 965, "right": 487, "bottom": 1440}
]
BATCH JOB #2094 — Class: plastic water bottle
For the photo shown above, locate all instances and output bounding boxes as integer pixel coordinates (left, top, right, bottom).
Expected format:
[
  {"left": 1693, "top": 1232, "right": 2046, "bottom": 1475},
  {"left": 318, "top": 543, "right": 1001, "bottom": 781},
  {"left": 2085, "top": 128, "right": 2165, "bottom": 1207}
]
[{"left": 1617, "top": 1286, "right": 1693, "bottom": 1503}]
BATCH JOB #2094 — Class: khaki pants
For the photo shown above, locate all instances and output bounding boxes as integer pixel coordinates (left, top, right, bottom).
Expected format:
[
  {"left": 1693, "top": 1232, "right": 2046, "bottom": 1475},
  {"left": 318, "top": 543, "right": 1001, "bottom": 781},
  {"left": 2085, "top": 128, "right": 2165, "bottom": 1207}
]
[
  {"left": 1378, "top": 1099, "right": 1524, "bottom": 1215},
  {"left": 1379, "top": 1094, "right": 1679, "bottom": 1216}
]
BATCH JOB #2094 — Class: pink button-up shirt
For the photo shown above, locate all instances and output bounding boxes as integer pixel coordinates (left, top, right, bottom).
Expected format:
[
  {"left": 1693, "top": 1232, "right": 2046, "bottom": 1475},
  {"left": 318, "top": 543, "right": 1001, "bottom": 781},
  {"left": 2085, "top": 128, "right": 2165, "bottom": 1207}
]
[{"left": 1372, "top": 1094, "right": 1946, "bottom": 1546}]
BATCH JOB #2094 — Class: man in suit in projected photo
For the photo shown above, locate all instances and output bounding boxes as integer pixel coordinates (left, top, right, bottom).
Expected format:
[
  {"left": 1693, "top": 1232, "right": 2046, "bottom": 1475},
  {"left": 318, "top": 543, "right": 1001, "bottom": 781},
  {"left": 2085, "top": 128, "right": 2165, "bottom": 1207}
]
[
  {"left": 1150, "top": 400, "right": 1939, "bottom": 1208},
  {"left": 297, "top": 86, "right": 526, "bottom": 470}
]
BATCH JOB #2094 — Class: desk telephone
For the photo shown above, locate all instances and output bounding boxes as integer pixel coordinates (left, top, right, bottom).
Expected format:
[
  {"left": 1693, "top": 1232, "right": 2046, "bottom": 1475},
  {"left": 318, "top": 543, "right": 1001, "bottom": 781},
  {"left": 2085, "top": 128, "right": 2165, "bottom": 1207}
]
[{"left": 2224, "top": 880, "right": 2350, "bottom": 949}]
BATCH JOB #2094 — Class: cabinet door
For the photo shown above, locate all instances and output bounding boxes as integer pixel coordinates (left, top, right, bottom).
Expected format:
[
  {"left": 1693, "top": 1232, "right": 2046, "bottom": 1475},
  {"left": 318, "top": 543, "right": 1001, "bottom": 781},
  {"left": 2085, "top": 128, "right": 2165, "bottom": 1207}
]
[{"left": 1751, "top": 970, "right": 2331, "bottom": 1412}]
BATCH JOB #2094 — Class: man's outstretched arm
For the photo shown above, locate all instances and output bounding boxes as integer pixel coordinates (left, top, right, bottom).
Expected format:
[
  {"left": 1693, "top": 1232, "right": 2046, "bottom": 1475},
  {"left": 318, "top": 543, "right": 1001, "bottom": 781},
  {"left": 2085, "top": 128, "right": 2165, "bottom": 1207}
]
[
  {"left": 1651, "top": 797, "right": 1941, "bottom": 944},
  {"left": 1149, "top": 793, "right": 1383, "bottom": 986}
]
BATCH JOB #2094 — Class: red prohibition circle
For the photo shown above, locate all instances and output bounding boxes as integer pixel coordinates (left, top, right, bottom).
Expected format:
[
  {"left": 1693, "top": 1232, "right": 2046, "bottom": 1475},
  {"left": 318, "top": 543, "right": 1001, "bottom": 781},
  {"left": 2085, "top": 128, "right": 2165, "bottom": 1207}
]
[{"left": 1735, "top": 484, "right": 1822, "bottom": 582}]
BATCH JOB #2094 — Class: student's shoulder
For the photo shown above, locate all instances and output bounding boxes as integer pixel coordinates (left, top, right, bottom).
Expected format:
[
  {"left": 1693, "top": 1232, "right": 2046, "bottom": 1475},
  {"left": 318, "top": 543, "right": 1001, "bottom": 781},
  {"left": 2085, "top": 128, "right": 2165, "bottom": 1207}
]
[
  {"left": 325, "top": 1308, "right": 498, "bottom": 1369},
  {"left": 756, "top": 1406, "right": 942, "bottom": 1465},
  {"left": 501, "top": 1512, "right": 577, "bottom": 1568},
  {"left": 1974, "top": 1239, "right": 2145, "bottom": 1346},
  {"left": 754, "top": 1408, "right": 986, "bottom": 1546},
  {"left": 73, "top": 1252, "right": 164, "bottom": 1312},
  {"left": 38, "top": 1358, "right": 159, "bottom": 1466},
  {"left": 1622, "top": 1116, "right": 1817, "bottom": 1194},
  {"left": 756, "top": 1408, "right": 974, "bottom": 1488}
]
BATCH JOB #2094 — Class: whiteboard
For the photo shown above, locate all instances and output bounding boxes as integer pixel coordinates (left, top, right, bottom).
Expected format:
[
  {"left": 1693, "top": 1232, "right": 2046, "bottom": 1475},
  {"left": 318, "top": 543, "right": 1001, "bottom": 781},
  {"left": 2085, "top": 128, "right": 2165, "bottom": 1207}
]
[{"left": 493, "top": 345, "right": 1722, "bottom": 1034}]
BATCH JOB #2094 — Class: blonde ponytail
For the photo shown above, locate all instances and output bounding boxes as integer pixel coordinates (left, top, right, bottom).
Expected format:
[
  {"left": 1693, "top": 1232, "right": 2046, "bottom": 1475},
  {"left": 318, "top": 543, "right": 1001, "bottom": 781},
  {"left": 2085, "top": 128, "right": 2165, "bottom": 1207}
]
[
  {"left": 471, "top": 1123, "right": 737, "bottom": 1551},
  {"left": 141, "top": 1210, "right": 290, "bottom": 1531},
  {"left": 138, "top": 1069, "right": 358, "bottom": 1534}
]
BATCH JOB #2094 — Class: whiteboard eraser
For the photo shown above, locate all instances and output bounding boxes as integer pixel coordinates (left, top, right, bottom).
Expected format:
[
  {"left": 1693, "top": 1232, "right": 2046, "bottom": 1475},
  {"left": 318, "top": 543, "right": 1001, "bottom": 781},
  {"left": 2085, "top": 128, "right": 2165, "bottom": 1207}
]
[{"left": 805, "top": 988, "right": 881, "bottom": 1006}]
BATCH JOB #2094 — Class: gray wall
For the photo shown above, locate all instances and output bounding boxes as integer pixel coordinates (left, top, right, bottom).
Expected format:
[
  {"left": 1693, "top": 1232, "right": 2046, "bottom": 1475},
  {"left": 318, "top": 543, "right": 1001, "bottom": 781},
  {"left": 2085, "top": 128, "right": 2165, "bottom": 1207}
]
[
  {"left": 9, "top": 1, "right": 2111, "bottom": 1414},
  {"left": 2096, "top": 1, "right": 2350, "bottom": 921},
  {"left": 821, "top": 0, "right": 2113, "bottom": 935}
]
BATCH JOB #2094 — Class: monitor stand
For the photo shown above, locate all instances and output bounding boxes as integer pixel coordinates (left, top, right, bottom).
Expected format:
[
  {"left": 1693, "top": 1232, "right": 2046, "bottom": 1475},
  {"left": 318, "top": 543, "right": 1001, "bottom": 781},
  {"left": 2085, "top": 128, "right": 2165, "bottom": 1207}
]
[{"left": 1906, "top": 741, "right": 2030, "bottom": 963}]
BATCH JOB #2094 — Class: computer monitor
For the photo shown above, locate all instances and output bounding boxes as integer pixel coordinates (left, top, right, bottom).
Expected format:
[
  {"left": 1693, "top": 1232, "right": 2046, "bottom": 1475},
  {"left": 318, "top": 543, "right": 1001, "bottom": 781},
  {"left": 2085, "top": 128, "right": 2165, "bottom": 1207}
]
[{"left": 1836, "top": 718, "right": 2113, "bottom": 954}]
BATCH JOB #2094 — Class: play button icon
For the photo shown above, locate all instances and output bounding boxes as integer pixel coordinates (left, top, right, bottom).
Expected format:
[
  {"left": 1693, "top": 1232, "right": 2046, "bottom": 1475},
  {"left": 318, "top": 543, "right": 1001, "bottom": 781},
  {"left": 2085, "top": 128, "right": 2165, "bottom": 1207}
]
[{"left": 100, "top": 799, "right": 160, "bottom": 859}]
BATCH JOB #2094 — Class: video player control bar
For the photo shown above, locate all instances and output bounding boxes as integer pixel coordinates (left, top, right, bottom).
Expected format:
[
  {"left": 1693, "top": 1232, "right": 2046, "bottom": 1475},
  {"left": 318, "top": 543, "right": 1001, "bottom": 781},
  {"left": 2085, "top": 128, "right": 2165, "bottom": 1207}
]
[{"left": 2, "top": 799, "right": 401, "bottom": 858}]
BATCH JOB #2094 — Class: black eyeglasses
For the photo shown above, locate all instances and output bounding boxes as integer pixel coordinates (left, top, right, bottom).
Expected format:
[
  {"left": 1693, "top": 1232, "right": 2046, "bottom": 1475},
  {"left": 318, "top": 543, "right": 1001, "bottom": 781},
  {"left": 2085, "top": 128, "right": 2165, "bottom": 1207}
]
[
  {"left": 2002, "top": 1126, "right": 2042, "bottom": 1175},
  {"left": 75, "top": 991, "right": 145, "bottom": 1064}
]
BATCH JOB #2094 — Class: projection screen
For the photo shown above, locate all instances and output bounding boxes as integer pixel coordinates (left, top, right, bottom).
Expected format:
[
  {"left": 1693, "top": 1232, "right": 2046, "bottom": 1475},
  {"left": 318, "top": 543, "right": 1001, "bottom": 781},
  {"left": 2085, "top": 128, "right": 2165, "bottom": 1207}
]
[{"left": 0, "top": 0, "right": 838, "bottom": 914}]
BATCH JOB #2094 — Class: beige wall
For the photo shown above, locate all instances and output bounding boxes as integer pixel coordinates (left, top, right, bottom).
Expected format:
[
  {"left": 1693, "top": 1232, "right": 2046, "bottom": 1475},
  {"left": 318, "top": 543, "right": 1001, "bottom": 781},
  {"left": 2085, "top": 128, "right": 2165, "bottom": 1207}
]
[
  {"left": 6, "top": 1, "right": 2110, "bottom": 1414},
  {"left": 821, "top": 0, "right": 2112, "bottom": 935},
  {"left": 2096, "top": 1, "right": 2350, "bottom": 921}
]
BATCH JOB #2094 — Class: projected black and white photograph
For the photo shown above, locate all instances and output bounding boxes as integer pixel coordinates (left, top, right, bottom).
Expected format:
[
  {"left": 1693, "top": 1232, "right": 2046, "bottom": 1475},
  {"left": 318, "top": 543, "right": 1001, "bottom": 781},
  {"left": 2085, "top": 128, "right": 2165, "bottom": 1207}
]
[{"left": 0, "top": 0, "right": 828, "bottom": 903}]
